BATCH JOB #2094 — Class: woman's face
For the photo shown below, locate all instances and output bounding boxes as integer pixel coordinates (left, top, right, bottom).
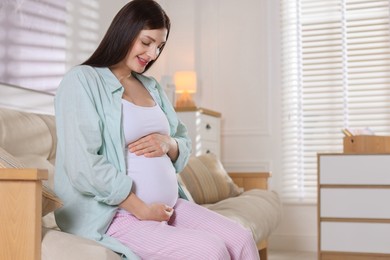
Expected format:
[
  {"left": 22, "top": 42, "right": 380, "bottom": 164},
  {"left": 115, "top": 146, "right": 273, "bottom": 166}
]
[{"left": 124, "top": 28, "right": 168, "bottom": 74}]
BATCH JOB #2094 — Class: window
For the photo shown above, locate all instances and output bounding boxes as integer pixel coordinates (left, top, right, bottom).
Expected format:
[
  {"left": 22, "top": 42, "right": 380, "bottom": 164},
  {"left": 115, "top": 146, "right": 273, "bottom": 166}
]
[
  {"left": 281, "top": 0, "right": 390, "bottom": 203},
  {"left": 0, "top": 0, "right": 100, "bottom": 94}
]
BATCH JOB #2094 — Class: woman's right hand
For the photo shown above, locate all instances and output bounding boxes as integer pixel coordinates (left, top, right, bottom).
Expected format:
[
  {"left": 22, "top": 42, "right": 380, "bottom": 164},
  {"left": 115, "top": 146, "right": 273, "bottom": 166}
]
[
  {"left": 144, "top": 203, "right": 174, "bottom": 222},
  {"left": 119, "top": 192, "right": 173, "bottom": 222}
]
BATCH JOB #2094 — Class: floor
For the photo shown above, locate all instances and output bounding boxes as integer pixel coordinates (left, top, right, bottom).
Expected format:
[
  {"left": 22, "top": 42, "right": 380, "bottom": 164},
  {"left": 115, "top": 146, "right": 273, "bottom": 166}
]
[{"left": 268, "top": 250, "right": 317, "bottom": 260}]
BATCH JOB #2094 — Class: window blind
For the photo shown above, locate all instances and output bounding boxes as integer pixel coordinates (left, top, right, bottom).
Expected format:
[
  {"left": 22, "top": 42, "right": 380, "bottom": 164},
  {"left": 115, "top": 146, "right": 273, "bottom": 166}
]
[
  {"left": 0, "top": 0, "right": 100, "bottom": 94},
  {"left": 281, "top": 0, "right": 390, "bottom": 203}
]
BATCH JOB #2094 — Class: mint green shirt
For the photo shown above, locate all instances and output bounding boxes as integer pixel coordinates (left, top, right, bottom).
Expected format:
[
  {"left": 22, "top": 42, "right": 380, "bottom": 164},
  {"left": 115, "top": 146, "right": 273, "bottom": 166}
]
[{"left": 54, "top": 65, "right": 191, "bottom": 259}]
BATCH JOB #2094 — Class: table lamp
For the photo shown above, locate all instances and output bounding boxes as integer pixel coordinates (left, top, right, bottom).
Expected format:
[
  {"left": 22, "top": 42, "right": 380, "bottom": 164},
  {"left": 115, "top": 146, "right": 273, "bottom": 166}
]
[{"left": 174, "top": 71, "right": 197, "bottom": 108}]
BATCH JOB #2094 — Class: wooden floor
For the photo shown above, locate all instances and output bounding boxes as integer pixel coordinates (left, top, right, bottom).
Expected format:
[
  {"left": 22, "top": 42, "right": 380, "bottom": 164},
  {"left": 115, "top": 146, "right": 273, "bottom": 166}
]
[{"left": 268, "top": 250, "right": 317, "bottom": 260}]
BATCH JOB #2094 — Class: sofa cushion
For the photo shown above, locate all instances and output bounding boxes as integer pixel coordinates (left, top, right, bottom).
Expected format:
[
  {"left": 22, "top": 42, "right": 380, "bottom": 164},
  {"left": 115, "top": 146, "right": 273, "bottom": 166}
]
[
  {"left": 179, "top": 154, "right": 242, "bottom": 204},
  {"left": 0, "top": 146, "right": 21, "bottom": 168},
  {"left": 0, "top": 108, "right": 55, "bottom": 162},
  {"left": 42, "top": 227, "right": 121, "bottom": 260},
  {"left": 203, "top": 189, "right": 282, "bottom": 243},
  {"left": 0, "top": 108, "right": 57, "bottom": 186},
  {"left": 0, "top": 146, "right": 62, "bottom": 216}
]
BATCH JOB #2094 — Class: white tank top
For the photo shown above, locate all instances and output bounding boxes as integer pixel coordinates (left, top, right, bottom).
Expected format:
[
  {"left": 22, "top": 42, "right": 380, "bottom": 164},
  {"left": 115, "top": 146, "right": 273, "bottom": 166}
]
[{"left": 122, "top": 99, "right": 178, "bottom": 208}]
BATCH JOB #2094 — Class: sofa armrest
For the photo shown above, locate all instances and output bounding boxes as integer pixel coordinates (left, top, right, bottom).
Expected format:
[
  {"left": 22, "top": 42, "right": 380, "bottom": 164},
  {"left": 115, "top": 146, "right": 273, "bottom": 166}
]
[
  {"left": 228, "top": 172, "right": 270, "bottom": 191},
  {"left": 0, "top": 168, "right": 48, "bottom": 260}
]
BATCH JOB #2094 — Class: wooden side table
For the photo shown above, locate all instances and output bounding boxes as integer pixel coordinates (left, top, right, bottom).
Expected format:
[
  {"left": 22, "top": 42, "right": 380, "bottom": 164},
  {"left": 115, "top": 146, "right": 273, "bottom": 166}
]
[{"left": 0, "top": 168, "right": 48, "bottom": 260}]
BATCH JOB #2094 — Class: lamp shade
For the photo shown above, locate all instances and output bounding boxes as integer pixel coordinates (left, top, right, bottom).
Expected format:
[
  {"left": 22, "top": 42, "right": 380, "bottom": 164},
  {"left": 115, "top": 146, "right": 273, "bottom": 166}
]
[{"left": 174, "top": 71, "right": 197, "bottom": 94}]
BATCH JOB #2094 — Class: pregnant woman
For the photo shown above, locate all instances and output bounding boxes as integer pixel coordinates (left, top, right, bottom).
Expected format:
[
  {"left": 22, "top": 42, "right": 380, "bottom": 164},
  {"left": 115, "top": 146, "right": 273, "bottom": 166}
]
[{"left": 54, "top": 1, "right": 259, "bottom": 259}]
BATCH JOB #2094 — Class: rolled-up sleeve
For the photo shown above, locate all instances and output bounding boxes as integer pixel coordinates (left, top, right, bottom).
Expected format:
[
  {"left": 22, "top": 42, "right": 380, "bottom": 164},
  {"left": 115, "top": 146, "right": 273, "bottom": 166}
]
[{"left": 172, "top": 119, "right": 192, "bottom": 172}]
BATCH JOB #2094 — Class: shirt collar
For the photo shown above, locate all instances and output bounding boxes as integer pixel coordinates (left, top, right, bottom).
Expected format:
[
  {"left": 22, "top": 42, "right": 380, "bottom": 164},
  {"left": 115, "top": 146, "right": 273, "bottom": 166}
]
[
  {"left": 94, "top": 67, "right": 123, "bottom": 93},
  {"left": 133, "top": 72, "right": 157, "bottom": 92},
  {"left": 95, "top": 67, "right": 157, "bottom": 93}
]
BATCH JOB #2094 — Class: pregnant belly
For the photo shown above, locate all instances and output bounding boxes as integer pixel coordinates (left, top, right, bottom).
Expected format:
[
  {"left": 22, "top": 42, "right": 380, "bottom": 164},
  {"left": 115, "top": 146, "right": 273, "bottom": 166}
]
[{"left": 126, "top": 153, "right": 178, "bottom": 207}]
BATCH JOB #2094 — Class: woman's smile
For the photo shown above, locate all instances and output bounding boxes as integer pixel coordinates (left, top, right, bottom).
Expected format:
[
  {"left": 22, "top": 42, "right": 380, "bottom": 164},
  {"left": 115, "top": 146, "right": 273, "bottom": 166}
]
[{"left": 137, "top": 56, "right": 149, "bottom": 67}]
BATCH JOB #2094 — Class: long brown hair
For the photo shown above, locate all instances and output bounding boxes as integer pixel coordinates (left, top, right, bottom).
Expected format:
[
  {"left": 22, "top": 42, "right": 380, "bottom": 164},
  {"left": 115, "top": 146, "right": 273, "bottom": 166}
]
[{"left": 82, "top": 0, "right": 170, "bottom": 73}]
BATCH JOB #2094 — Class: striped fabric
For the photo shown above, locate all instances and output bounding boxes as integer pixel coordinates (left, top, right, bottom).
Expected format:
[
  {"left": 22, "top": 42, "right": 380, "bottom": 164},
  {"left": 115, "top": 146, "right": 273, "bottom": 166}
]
[
  {"left": 0, "top": 146, "right": 62, "bottom": 216},
  {"left": 107, "top": 198, "right": 260, "bottom": 260},
  {"left": 0, "top": 147, "right": 23, "bottom": 168},
  {"left": 179, "top": 154, "right": 242, "bottom": 204}
]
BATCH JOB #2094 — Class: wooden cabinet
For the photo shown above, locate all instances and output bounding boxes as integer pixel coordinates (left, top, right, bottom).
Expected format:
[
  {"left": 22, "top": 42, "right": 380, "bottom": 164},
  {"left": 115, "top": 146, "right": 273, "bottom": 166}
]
[
  {"left": 318, "top": 154, "right": 390, "bottom": 260},
  {"left": 175, "top": 107, "right": 221, "bottom": 158}
]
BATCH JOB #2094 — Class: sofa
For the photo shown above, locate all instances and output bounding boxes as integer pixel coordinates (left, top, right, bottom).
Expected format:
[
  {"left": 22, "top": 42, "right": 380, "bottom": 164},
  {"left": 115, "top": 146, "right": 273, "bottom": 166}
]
[{"left": 0, "top": 107, "right": 282, "bottom": 260}]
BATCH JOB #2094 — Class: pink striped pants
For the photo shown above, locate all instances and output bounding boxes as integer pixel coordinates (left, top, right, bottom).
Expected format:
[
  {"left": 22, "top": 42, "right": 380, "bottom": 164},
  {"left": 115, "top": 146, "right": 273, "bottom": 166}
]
[{"left": 106, "top": 199, "right": 260, "bottom": 260}]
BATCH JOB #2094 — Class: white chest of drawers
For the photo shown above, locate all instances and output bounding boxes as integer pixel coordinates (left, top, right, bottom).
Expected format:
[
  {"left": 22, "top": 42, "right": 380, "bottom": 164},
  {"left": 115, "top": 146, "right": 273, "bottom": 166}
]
[
  {"left": 318, "top": 153, "right": 390, "bottom": 260},
  {"left": 176, "top": 107, "right": 221, "bottom": 158}
]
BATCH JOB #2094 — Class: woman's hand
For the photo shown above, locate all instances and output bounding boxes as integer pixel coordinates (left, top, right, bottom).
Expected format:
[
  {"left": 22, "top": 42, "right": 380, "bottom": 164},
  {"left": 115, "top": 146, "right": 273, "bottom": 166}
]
[
  {"left": 119, "top": 192, "right": 173, "bottom": 222},
  {"left": 128, "top": 133, "right": 178, "bottom": 161},
  {"left": 144, "top": 203, "right": 174, "bottom": 221}
]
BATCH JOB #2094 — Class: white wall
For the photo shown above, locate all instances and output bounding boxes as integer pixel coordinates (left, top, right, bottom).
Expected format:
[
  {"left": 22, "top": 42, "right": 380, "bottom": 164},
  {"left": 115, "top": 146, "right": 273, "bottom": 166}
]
[{"left": 159, "top": 0, "right": 272, "bottom": 169}]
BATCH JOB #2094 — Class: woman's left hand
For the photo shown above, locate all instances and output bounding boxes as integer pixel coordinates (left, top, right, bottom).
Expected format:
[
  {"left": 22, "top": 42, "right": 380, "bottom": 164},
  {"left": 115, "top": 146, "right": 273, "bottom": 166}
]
[{"left": 128, "top": 133, "right": 177, "bottom": 158}]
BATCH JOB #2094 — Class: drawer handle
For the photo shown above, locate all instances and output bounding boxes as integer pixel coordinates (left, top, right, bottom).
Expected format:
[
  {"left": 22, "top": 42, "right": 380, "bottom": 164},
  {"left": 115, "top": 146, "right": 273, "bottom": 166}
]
[{"left": 205, "top": 124, "right": 211, "bottom": 130}]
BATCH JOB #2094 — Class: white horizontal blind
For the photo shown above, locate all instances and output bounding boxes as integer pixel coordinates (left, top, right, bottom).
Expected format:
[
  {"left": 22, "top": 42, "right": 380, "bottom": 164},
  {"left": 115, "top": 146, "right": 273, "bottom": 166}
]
[{"left": 281, "top": 0, "right": 390, "bottom": 203}]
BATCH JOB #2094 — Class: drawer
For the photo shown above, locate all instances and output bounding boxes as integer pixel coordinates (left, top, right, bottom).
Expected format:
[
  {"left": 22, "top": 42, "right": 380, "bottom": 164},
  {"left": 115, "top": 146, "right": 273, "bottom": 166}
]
[
  {"left": 200, "top": 140, "right": 219, "bottom": 157},
  {"left": 319, "top": 154, "right": 390, "bottom": 185},
  {"left": 320, "top": 188, "right": 390, "bottom": 219},
  {"left": 197, "top": 114, "right": 220, "bottom": 141},
  {"left": 193, "top": 140, "right": 220, "bottom": 158},
  {"left": 321, "top": 222, "right": 390, "bottom": 254}
]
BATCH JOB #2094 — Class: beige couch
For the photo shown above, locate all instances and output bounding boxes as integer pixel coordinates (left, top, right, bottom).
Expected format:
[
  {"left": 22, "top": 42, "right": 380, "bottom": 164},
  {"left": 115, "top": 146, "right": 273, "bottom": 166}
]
[{"left": 0, "top": 107, "right": 282, "bottom": 260}]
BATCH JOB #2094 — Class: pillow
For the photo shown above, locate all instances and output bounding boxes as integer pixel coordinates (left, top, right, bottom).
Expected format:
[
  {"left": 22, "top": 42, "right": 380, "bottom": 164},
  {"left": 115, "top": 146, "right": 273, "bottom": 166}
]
[
  {"left": 0, "top": 147, "right": 63, "bottom": 216},
  {"left": 179, "top": 153, "right": 242, "bottom": 204}
]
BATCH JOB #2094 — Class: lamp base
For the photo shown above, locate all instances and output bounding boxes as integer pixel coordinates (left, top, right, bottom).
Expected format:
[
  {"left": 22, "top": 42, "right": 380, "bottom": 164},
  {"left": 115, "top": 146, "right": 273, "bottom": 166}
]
[{"left": 175, "top": 92, "right": 196, "bottom": 108}]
